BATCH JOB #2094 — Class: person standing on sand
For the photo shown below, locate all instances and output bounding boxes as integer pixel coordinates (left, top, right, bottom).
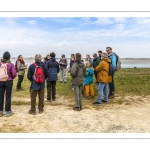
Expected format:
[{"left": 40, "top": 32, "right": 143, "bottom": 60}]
[
  {"left": 27, "top": 54, "right": 47, "bottom": 115},
  {"left": 70, "top": 53, "right": 86, "bottom": 111},
  {"left": 84, "top": 62, "right": 94, "bottom": 100},
  {"left": 93, "top": 53, "right": 112, "bottom": 105},
  {"left": 59, "top": 54, "right": 68, "bottom": 83},
  {"left": 106, "top": 47, "right": 117, "bottom": 99},
  {"left": 0, "top": 51, "right": 17, "bottom": 117},
  {"left": 15, "top": 55, "right": 27, "bottom": 91},
  {"left": 45, "top": 52, "right": 59, "bottom": 101}
]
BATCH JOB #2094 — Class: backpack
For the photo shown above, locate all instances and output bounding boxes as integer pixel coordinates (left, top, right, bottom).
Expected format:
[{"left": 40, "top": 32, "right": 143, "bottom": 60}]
[
  {"left": 33, "top": 63, "right": 44, "bottom": 84},
  {"left": 0, "top": 62, "right": 8, "bottom": 81},
  {"left": 109, "top": 63, "right": 115, "bottom": 76},
  {"left": 114, "top": 53, "right": 121, "bottom": 71}
]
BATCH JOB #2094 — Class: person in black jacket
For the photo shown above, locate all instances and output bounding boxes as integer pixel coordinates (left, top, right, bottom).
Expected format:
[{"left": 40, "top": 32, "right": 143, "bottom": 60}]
[
  {"left": 27, "top": 54, "right": 47, "bottom": 115},
  {"left": 45, "top": 52, "right": 59, "bottom": 101}
]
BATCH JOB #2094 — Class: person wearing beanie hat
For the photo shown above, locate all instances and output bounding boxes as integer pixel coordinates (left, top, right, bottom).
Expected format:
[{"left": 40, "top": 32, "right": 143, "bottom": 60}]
[
  {"left": 15, "top": 55, "right": 27, "bottom": 91},
  {"left": 93, "top": 53, "right": 112, "bottom": 105},
  {"left": 3, "top": 51, "right": 11, "bottom": 60},
  {"left": 0, "top": 51, "right": 17, "bottom": 117}
]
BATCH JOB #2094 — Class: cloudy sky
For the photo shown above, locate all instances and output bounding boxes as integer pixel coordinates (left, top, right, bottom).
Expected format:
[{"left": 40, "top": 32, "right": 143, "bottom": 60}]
[{"left": 0, "top": 17, "right": 150, "bottom": 58}]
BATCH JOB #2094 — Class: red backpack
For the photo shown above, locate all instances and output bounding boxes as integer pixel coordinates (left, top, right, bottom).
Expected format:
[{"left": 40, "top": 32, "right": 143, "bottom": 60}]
[{"left": 33, "top": 63, "right": 44, "bottom": 84}]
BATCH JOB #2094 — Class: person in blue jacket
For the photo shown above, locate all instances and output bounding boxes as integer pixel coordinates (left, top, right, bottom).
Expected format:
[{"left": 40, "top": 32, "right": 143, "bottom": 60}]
[
  {"left": 45, "top": 52, "right": 59, "bottom": 101},
  {"left": 27, "top": 54, "right": 47, "bottom": 115},
  {"left": 106, "top": 47, "right": 117, "bottom": 99}
]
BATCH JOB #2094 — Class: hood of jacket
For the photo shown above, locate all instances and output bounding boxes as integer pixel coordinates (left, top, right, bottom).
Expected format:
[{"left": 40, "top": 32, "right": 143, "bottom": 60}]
[
  {"left": 101, "top": 58, "right": 111, "bottom": 64},
  {"left": 35, "top": 61, "right": 45, "bottom": 67},
  {"left": 76, "top": 60, "right": 84, "bottom": 67}
]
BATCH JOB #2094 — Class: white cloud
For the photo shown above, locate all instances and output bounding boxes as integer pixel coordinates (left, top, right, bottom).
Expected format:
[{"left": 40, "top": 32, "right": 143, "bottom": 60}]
[
  {"left": 93, "top": 17, "right": 114, "bottom": 25},
  {"left": 27, "top": 20, "right": 37, "bottom": 26}
]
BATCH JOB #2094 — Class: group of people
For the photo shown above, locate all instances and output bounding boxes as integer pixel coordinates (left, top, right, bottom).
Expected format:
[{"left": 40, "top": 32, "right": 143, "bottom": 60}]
[{"left": 0, "top": 46, "right": 117, "bottom": 116}]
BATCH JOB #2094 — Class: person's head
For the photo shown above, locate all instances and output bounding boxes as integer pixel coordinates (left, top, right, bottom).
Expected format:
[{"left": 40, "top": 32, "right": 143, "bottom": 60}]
[
  {"left": 3, "top": 51, "right": 11, "bottom": 60},
  {"left": 75, "top": 53, "right": 81, "bottom": 61},
  {"left": 86, "top": 61, "right": 92, "bottom": 68},
  {"left": 86, "top": 54, "right": 90, "bottom": 59},
  {"left": 50, "top": 52, "right": 56, "bottom": 58},
  {"left": 71, "top": 54, "right": 74, "bottom": 58},
  {"left": 61, "top": 54, "right": 65, "bottom": 58},
  {"left": 101, "top": 53, "right": 108, "bottom": 60},
  {"left": 98, "top": 50, "right": 102, "bottom": 56},
  {"left": 93, "top": 53, "right": 97, "bottom": 59},
  {"left": 35, "top": 54, "right": 42, "bottom": 61},
  {"left": 46, "top": 54, "right": 50, "bottom": 60},
  {"left": 106, "top": 47, "right": 112, "bottom": 54},
  {"left": 18, "top": 55, "right": 23, "bottom": 60}
]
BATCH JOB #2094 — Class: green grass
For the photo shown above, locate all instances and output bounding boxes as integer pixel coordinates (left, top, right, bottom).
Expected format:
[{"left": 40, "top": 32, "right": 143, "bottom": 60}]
[{"left": 11, "top": 68, "right": 150, "bottom": 103}]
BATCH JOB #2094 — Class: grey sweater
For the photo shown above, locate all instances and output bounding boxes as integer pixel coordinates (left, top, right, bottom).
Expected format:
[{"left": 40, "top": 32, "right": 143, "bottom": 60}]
[{"left": 70, "top": 61, "right": 86, "bottom": 85}]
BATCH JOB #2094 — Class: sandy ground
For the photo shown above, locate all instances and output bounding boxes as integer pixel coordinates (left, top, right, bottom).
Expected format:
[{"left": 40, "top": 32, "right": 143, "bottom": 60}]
[{"left": 0, "top": 95, "right": 150, "bottom": 133}]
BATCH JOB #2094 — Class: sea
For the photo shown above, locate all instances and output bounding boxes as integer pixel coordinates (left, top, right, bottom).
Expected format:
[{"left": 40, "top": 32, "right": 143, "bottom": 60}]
[{"left": 9, "top": 58, "right": 150, "bottom": 68}]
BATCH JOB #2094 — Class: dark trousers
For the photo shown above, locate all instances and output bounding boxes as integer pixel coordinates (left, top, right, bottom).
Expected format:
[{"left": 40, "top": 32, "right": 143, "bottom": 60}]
[
  {"left": 30, "top": 89, "right": 44, "bottom": 111},
  {"left": 17, "top": 75, "right": 24, "bottom": 89},
  {"left": 0, "top": 80, "right": 13, "bottom": 112},
  {"left": 94, "top": 70, "right": 98, "bottom": 83},
  {"left": 47, "top": 81, "right": 56, "bottom": 100},
  {"left": 109, "top": 75, "right": 115, "bottom": 93},
  {"left": 74, "top": 85, "right": 83, "bottom": 107}
]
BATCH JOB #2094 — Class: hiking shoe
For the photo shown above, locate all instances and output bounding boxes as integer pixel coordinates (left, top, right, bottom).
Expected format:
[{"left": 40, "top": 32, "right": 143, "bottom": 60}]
[
  {"left": 84, "top": 97, "right": 89, "bottom": 100},
  {"left": 108, "top": 93, "right": 114, "bottom": 99},
  {"left": 60, "top": 81, "right": 62, "bottom": 83},
  {"left": 93, "top": 102, "right": 102, "bottom": 105},
  {"left": 73, "top": 107, "right": 80, "bottom": 111},
  {"left": 6, "top": 111, "right": 14, "bottom": 117},
  {"left": 102, "top": 100, "right": 108, "bottom": 103},
  {"left": 29, "top": 110, "right": 36, "bottom": 115},
  {"left": 0, "top": 112, "right": 3, "bottom": 117},
  {"left": 39, "top": 110, "right": 44, "bottom": 114}
]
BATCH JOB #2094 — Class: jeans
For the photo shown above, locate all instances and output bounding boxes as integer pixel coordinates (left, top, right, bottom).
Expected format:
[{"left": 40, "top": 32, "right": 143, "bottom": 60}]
[
  {"left": 30, "top": 89, "right": 44, "bottom": 111},
  {"left": 0, "top": 80, "right": 13, "bottom": 112},
  {"left": 17, "top": 75, "right": 24, "bottom": 89},
  {"left": 109, "top": 75, "right": 115, "bottom": 94},
  {"left": 47, "top": 81, "right": 56, "bottom": 100},
  {"left": 74, "top": 84, "right": 83, "bottom": 107},
  {"left": 97, "top": 82, "right": 109, "bottom": 103},
  {"left": 60, "top": 68, "right": 67, "bottom": 82}
]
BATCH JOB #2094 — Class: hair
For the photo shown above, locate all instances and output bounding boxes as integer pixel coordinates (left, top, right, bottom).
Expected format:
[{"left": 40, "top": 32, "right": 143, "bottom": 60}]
[
  {"left": 75, "top": 53, "right": 81, "bottom": 61},
  {"left": 98, "top": 50, "right": 102, "bottom": 53},
  {"left": 18, "top": 55, "right": 22, "bottom": 59},
  {"left": 50, "top": 52, "right": 55, "bottom": 58},
  {"left": 86, "top": 62, "right": 92, "bottom": 68},
  {"left": 71, "top": 54, "right": 74, "bottom": 57},
  {"left": 101, "top": 53, "right": 108, "bottom": 58},
  {"left": 106, "top": 47, "right": 112, "bottom": 51},
  {"left": 35, "top": 54, "right": 42, "bottom": 61},
  {"left": 93, "top": 53, "right": 97, "bottom": 57},
  {"left": 61, "top": 54, "right": 65, "bottom": 58}
]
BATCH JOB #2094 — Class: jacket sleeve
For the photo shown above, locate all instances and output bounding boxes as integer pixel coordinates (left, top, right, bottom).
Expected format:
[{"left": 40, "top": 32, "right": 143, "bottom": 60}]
[
  {"left": 27, "top": 65, "right": 32, "bottom": 81},
  {"left": 112, "top": 55, "right": 117, "bottom": 68},
  {"left": 11, "top": 64, "right": 17, "bottom": 79},
  {"left": 70, "top": 63, "right": 77, "bottom": 77},
  {"left": 95, "top": 61, "right": 105, "bottom": 72},
  {"left": 57, "top": 63, "right": 60, "bottom": 73},
  {"left": 43, "top": 65, "right": 47, "bottom": 79}
]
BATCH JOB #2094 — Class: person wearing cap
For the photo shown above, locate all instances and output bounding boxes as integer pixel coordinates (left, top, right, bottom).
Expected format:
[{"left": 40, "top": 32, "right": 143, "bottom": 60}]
[
  {"left": 93, "top": 53, "right": 112, "bottom": 105},
  {"left": 59, "top": 54, "right": 68, "bottom": 83},
  {"left": 0, "top": 51, "right": 17, "bottom": 117},
  {"left": 15, "top": 55, "right": 27, "bottom": 91},
  {"left": 27, "top": 54, "right": 47, "bottom": 115}
]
